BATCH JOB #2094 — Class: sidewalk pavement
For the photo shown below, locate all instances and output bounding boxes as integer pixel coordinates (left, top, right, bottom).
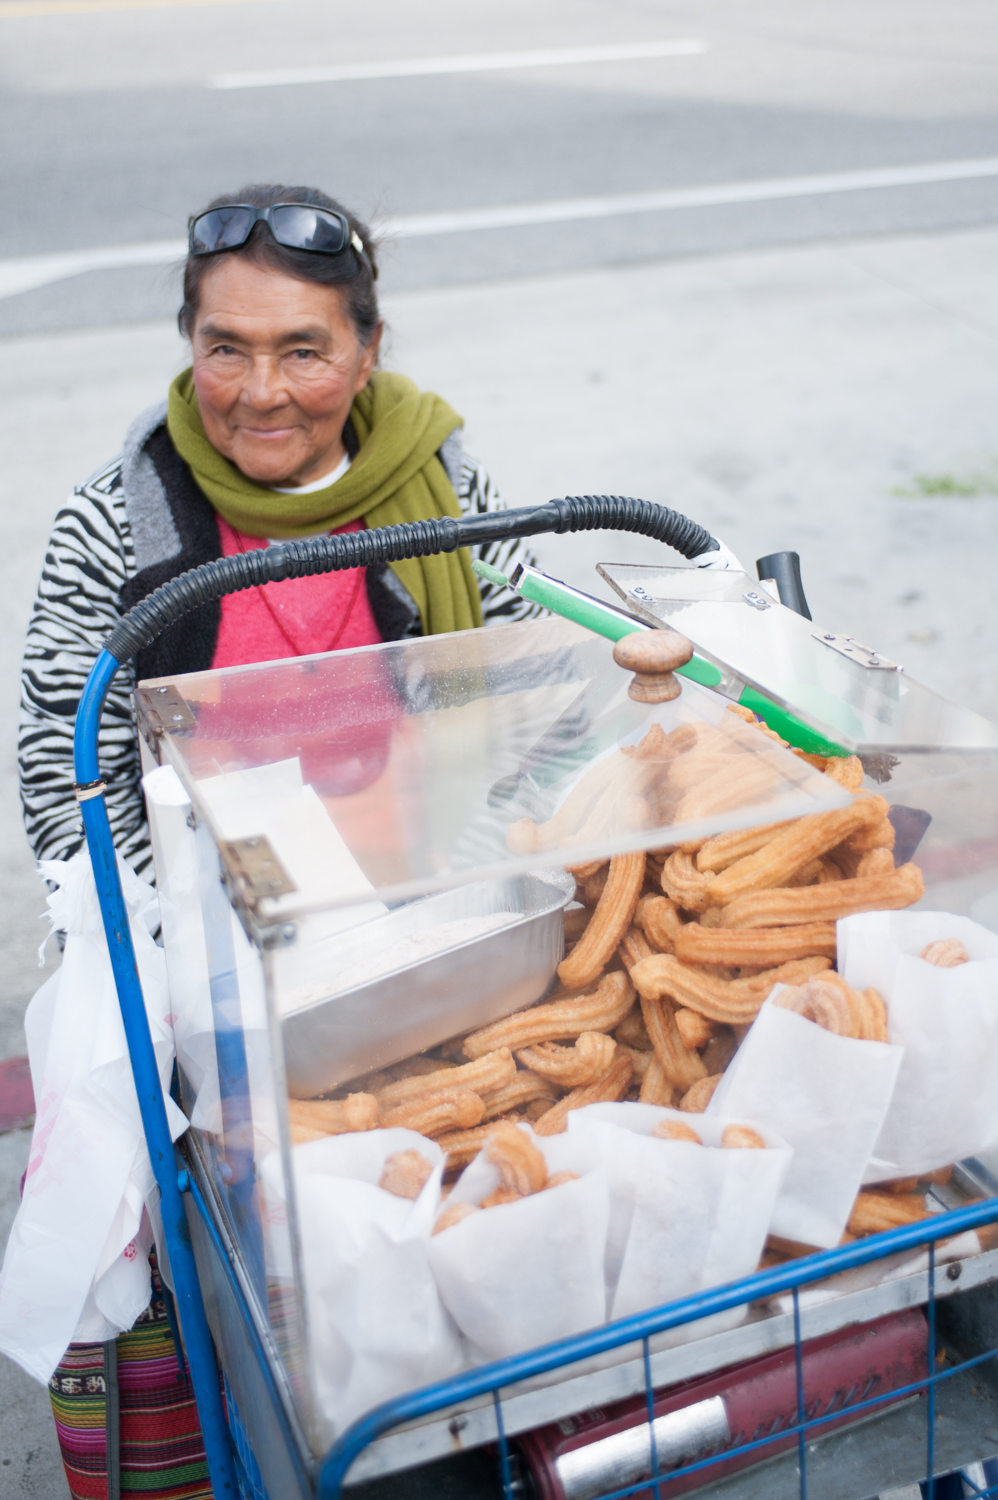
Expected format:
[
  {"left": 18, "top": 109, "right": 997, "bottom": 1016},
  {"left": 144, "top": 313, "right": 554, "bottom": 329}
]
[{"left": 1, "top": 222, "right": 996, "bottom": 1490}]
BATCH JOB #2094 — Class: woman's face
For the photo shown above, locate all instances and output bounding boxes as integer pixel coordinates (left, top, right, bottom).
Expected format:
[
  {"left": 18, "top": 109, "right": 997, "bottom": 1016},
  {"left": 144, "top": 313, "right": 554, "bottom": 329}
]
[{"left": 190, "top": 255, "right": 381, "bottom": 487}]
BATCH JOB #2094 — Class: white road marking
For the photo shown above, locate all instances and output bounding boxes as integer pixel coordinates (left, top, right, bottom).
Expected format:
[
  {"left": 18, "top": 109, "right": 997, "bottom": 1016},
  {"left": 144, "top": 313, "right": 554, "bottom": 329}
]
[
  {"left": 3, "top": 156, "right": 997, "bottom": 304},
  {"left": 387, "top": 157, "right": 998, "bottom": 238},
  {"left": 210, "top": 38, "right": 708, "bottom": 90},
  {"left": 0, "top": 0, "right": 274, "bottom": 16},
  {"left": 0, "top": 239, "right": 187, "bottom": 301}
]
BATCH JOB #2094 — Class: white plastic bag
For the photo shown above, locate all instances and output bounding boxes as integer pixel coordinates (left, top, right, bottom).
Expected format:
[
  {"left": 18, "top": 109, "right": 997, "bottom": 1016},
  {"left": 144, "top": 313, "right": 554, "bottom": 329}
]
[
  {"left": 0, "top": 853, "right": 185, "bottom": 1384},
  {"left": 839, "top": 910, "right": 998, "bottom": 1179},
  {"left": 567, "top": 1102, "right": 792, "bottom": 1321},
  {"left": 427, "top": 1125, "right": 609, "bottom": 1361},
  {"left": 271, "top": 1129, "right": 465, "bottom": 1441},
  {"left": 708, "top": 997, "right": 902, "bottom": 1249}
]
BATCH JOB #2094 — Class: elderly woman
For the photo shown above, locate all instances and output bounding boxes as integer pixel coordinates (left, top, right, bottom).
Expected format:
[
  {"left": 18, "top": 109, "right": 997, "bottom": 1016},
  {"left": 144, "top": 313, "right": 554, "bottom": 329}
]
[
  {"left": 18, "top": 184, "right": 539, "bottom": 1498},
  {"left": 20, "top": 182, "right": 539, "bottom": 881}
]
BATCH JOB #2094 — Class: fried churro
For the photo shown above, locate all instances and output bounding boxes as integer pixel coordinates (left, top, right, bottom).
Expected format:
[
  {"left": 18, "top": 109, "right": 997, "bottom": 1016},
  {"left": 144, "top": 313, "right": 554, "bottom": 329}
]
[
  {"left": 660, "top": 851, "right": 716, "bottom": 913},
  {"left": 696, "top": 822, "right": 792, "bottom": 874},
  {"left": 634, "top": 894, "right": 684, "bottom": 953},
  {"left": 516, "top": 1032, "right": 617, "bottom": 1088},
  {"left": 718, "top": 864, "right": 925, "bottom": 928},
  {"left": 674, "top": 921, "right": 838, "bottom": 968},
  {"left": 480, "top": 1072, "right": 559, "bottom": 1120},
  {"left": 581, "top": 867, "right": 610, "bottom": 906},
  {"left": 480, "top": 1185, "right": 523, "bottom": 1208},
  {"left": 433, "top": 1201, "right": 479, "bottom": 1234},
  {"left": 485, "top": 1121, "right": 548, "bottom": 1195},
  {"left": 921, "top": 938, "right": 970, "bottom": 968},
  {"left": 380, "top": 1089, "right": 485, "bottom": 1137},
  {"left": 679, "top": 1075, "right": 723, "bottom": 1112},
  {"left": 463, "top": 970, "right": 635, "bottom": 1058},
  {"left": 640, "top": 987, "right": 708, "bottom": 1091},
  {"left": 632, "top": 953, "right": 832, "bottom": 1026},
  {"left": 379, "top": 1150, "right": 434, "bottom": 1200},
  {"left": 847, "top": 1190, "right": 929, "bottom": 1237},
  {"left": 653, "top": 1119, "right": 703, "bottom": 1144},
  {"left": 436, "top": 1119, "right": 519, "bottom": 1171},
  {"left": 823, "top": 755, "right": 865, "bottom": 792},
  {"left": 674, "top": 1008, "right": 719, "bottom": 1050},
  {"left": 773, "top": 973, "right": 889, "bottom": 1041},
  {"left": 288, "top": 1094, "right": 379, "bottom": 1145},
  {"left": 533, "top": 1053, "right": 634, "bottom": 1136},
  {"left": 855, "top": 848, "right": 895, "bottom": 878},
  {"left": 557, "top": 852, "right": 646, "bottom": 989},
  {"left": 375, "top": 1049, "right": 515, "bottom": 1110},
  {"left": 772, "top": 977, "right": 853, "bottom": 1036},
  {"left": 618, "top": 923, "right": 655, "bottom": 974},
  {"left": 841, "top": 813, "right": 895, "bottom": 856},
  {"left": 707, "top": 798, "right": 890, "bottom": 905},
  {"left": 722, "top": 1125, "right": 767, "bottom": 1150},
  {"left": 639, "top": 1055, "right": 678, "bottom": 1106},
  {"left": 675, "top": 753, "right": 786, "bottom": 823},
  {"left": 542, "top": 1170, "right": 580, "bottom": 1191}
]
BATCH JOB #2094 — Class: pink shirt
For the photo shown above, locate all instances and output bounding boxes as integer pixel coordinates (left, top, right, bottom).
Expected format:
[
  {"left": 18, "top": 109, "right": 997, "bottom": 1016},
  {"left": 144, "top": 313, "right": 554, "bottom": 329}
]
[{"left": 212, "top": 515, "right": 384, "bottom": 668}]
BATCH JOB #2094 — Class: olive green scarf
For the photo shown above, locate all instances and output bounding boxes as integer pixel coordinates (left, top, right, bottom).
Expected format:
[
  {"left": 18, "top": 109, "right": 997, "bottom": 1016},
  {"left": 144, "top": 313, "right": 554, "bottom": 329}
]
[{"left": 166, "top": 367, "right": 483, "bottom": 636}]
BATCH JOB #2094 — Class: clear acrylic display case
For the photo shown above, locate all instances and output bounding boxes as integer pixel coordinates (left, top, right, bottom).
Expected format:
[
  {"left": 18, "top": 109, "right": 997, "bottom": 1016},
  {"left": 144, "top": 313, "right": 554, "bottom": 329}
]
[
  {"left": 136, "top": 614, "right": 852, "bottom": 1450},
  {"left": 600, "top": 563, "right": 998, "bottom": 924}
]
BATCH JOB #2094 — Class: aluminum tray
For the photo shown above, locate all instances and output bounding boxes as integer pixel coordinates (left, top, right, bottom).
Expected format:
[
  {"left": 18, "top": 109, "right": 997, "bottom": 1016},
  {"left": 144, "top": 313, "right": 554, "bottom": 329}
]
[{"left": 281, "top": 874, "right": 569, "bottom": 1097}]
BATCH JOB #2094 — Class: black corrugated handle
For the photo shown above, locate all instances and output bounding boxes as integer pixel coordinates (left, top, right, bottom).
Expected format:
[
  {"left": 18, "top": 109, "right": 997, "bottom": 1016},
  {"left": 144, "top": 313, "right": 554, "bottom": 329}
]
[
  {"left": 104, "top": 496, "right": 718, "bottom": 665},
  {"left": 756, "top": 551, "right": 812, "bottom": 620}
]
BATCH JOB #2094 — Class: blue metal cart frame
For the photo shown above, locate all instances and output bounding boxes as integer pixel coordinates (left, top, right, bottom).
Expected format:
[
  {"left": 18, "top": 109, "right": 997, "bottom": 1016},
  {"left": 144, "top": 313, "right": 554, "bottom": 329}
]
[{"left": 74, "top": 541, "right": 998, "bottom": 1500}]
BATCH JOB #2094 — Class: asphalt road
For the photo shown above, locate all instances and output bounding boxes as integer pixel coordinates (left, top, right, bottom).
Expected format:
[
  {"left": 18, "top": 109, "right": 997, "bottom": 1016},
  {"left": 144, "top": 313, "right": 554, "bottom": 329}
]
[
  {"left": 1, "top": 3, "right": 997, "bottom": 1494},
  {"left": 2, "top": 0, "right": 998, "bottom": 334}
]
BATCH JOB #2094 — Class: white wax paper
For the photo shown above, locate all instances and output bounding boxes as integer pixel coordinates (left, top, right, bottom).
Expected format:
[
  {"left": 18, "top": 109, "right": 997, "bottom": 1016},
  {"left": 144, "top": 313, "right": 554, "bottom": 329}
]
[
  {"left": 567, "top": 1102, "right": 792, "bottom": 1321},
  {"left": 708, "top": 998, "right": 902, "bottom": 1249},
  {"left": 275, "top": 1128, "right": 464, "bottom": 1439},
  {"left": 427, "top": 1125, "right": 609, "bottom": 1361},
  {"left": 839, "top": 910, "right": 998, "bottom": 1179}
]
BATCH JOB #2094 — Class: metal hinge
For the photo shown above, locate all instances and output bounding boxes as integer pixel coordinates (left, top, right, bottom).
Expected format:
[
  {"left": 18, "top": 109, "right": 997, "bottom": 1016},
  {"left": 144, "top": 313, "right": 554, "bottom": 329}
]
[
  {"left": 220, "top": 836, "right": 297, "bottom": 906},
  {"left": 812, "top": 632, "right": 900, "bottom": 671},
  {"left": 135, "top": 683, "right": 197, "bottom": 732}
]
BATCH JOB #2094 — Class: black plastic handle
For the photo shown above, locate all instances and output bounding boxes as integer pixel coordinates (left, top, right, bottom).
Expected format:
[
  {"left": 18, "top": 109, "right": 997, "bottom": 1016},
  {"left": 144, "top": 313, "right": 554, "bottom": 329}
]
[
  {"left": 105, "top": 496, "right": 718, "bottom": 665},
  {"left": 756, "top": 551, "right": 812, "bottom": 620}
]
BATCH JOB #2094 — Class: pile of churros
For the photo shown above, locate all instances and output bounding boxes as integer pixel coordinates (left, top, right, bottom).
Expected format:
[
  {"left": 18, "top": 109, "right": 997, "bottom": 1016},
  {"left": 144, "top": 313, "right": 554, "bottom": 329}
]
[{"left": 288, "top": 706, "right": 940, "bottom": 1252}]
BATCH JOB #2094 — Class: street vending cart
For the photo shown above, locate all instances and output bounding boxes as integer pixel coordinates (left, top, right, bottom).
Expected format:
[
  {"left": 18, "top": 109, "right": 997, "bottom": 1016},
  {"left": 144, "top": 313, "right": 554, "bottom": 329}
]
[{"left": 73, "top": 498, "right": 998, "bottom": 1500}]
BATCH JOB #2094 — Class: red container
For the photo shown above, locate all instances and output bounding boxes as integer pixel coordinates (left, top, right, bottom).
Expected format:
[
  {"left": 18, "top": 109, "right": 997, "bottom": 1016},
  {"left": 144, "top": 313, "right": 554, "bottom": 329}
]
[{"left": 518, "top": 1308, "right": 928, "bottom": 1500}]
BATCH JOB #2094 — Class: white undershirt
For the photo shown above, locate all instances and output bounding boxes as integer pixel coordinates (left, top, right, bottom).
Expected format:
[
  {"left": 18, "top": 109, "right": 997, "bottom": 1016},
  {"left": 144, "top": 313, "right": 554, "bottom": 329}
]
[{"left": 269, "top": 451, "right": 351, "bottom": 494}]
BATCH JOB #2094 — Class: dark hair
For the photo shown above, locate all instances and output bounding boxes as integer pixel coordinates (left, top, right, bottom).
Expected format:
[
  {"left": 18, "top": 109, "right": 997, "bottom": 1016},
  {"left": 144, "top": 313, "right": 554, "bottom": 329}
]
[{"left": 178, "top": 183, "right": 380, "bottom": 345}]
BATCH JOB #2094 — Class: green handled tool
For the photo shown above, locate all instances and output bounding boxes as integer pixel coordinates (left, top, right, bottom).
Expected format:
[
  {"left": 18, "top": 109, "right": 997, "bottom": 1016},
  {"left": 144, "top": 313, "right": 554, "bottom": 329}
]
[{"left": 473, "top": 558, "right": 848, "bottom": 758}]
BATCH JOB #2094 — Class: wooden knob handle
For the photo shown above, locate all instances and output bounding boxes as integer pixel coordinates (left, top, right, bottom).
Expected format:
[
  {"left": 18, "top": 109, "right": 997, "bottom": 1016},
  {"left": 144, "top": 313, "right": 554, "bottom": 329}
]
[{"left": 613, "top": 628, "right": 694, "bottom": 703}]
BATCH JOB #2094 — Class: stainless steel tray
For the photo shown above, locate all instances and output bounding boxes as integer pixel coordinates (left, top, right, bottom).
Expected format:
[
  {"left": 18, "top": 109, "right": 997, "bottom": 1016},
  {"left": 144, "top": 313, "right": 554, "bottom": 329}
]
[{"left": 281, "top": 874, "right": 568, "bottom": 1097}]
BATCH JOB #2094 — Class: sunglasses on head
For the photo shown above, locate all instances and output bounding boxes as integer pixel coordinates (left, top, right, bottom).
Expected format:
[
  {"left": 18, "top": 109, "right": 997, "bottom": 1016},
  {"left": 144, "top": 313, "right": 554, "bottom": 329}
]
[{"left": 188, "top": 203, "right": 366, "bottom": 260}]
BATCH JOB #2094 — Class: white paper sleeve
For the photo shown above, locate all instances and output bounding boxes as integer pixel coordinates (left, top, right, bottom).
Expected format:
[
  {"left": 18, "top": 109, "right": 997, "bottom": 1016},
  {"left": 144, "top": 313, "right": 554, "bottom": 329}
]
[
  {"left": 707, "top": 999, "right": 902, "bottom": 1248},
  {"left": 427, "top": 1125, "right": 609, "bottom": 1362},
  {"left": 839, "top": 910, "right": 998, "bottom": 1178},
  {"left": 566, "top": 1102, "right": 791, "bottom": 1322}
]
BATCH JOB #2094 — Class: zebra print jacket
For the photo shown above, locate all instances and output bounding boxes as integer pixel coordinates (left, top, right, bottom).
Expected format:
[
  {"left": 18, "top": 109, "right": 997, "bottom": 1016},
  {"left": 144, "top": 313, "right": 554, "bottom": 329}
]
[{"left": 19, "top": 401, "right": 541, "bottom": 878}]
